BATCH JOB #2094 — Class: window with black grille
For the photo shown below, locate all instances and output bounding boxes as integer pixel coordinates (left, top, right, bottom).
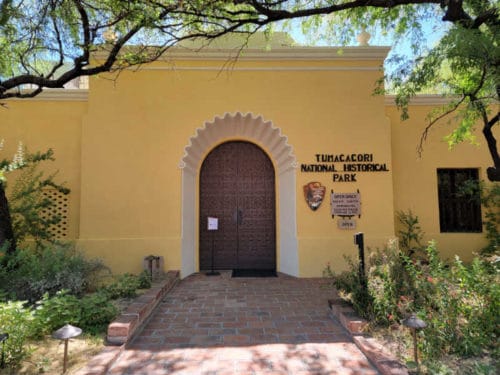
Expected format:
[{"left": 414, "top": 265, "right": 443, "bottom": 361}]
[{"left": 437, "top": 168, "right": 482, "bottom": 233}]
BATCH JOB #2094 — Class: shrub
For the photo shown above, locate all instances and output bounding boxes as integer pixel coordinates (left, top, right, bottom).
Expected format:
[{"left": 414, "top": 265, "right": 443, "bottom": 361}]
[
  {"left": 100, "top": 273, "right": 141, "bottom": 299},
  {"left": 325, "top": 256, "right": 374, "bottom": 320},
  {"left": 0, "top": 301, "right": 35, "bottom": 367},
  {"left": 396, "top": 210, "right": 426, "bottom": 260},
  {"left": 0, "top": 243, "right": 108, "bottom": 303},
  {"left": 406, "top": 245, "right": 500, "bottom": 358},
  {"left": 458, "top": 181, "right": 499, "bottom": 257},
  {"left": 137, "top": 270, "right": 152, "bottom": 289},
  {"left": 479, "top": 183, "right": 499, "bottom": 256},
  {"left": 326, "top": 240, "right": 500, "bottom": 363},
  {"left": 33, "top": 291, "right": 82, "bottom": 337},
  {"left": 79, "top": 292, "right": 119, "bottom": 334},
  {"left": 0, "top": 289, "right": 119, "bottom": 369},
  {"left": 33, "top": 290, "right": 118, "bottom": 337},
  {"left": 7, "top": 150, "right": 70, "bottom": 248},
  {"left": 367, "top": 240, "right": 413, "bottom": 324}
]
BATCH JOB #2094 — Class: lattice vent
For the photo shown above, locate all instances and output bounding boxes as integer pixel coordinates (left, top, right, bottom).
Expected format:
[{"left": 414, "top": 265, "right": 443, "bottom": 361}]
[{"left": 41, "top": 189, "right": 70, "bottom": 239}]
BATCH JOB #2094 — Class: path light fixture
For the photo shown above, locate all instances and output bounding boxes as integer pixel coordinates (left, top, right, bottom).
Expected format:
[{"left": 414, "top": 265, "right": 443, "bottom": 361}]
[
  {"left": 52, "top": 324, "right": 82, "bottom": 373},
  {"left": 402, "top": 313, "right": 427, "bottom": 372},
  {"left": 0, "top": 333, "right": 8, "bottom": 368}
]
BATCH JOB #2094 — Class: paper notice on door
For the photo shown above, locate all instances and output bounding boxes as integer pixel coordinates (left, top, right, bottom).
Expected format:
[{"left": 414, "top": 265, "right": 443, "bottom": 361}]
[{"left": 207, "top": 217, "right": 218, "bottom": 231}]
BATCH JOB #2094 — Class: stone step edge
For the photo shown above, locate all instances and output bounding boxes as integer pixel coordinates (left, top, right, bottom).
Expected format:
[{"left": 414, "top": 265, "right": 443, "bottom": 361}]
[
  {"left": 107, "top": 270, "right": 180, "bottom": 345},
  {"left": 74, "top": 270, "right": 180, "bottom": 375},
  {"left": 328, "top": 298, "right": 409, "bottom": 375}
]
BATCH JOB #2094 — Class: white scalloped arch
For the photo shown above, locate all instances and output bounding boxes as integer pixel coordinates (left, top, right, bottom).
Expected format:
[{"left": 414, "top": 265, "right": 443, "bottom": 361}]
[{"left": 180, "top": 112, "right": 299, "bottom": 277}]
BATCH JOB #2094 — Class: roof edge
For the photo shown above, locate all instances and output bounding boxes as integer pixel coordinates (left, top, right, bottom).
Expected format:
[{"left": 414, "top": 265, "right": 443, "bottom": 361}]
[
  {"left": 7, "top": 89, "right": 88, "bottom": 102},
  {"left": 384, "top": 95, "right": 454, "bottom": 106},
  {"left": 93, "top": 46, "right": 391, "bottom": 62}
]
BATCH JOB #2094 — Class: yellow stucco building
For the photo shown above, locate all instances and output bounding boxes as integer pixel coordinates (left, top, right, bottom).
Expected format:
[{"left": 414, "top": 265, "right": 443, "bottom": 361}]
[{"left": 0, "top": 36, "right": 494, "bottom": 277}]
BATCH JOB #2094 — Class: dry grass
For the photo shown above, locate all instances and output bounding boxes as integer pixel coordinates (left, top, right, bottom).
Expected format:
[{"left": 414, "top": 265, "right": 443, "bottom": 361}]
[
  {"left": 0, "top": 335, "right": 104, "bottom": 374},
  {"left": 0, "top": 291, "right": 148, "bottom": 375},
  {"left": 369, "top": 324, "right": 498, "bottom": 374}
]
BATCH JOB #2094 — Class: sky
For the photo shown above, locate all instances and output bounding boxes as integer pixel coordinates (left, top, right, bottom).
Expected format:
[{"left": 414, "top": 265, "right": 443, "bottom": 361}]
[{"left": 287, "top": 16, "right": 450, "bottom": 77}]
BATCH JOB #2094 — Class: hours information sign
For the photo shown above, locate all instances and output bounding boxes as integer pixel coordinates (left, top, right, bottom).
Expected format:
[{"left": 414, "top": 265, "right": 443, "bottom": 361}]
[{"left": 331, "top": 192, "right": 361, "bottom": 216}]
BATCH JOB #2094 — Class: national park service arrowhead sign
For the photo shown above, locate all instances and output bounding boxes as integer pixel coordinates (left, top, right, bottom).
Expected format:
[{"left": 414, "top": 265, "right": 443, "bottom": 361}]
[{"left": 303, "top": 182, "right": 326, "bottom": 211}]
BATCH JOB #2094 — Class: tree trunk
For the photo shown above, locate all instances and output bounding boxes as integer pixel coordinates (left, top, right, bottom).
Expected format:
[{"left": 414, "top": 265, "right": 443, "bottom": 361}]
[
  {"left": 482, "top": 112, "right": 500, "bottom": 182},
  {"left": 0, "top": 183, "right": 16, "bottom": 255}
]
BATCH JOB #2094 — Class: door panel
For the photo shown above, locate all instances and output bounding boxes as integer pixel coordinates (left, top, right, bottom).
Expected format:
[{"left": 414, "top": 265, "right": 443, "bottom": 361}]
[
  {"left": 236, "top": 143, "right": 276, "bottom": 269},
  {"left": 199, "top": 142, "right": 238, "bottom": 269},
  {"left": 199, "top": 141, "right": 276, "bottom": 270}
]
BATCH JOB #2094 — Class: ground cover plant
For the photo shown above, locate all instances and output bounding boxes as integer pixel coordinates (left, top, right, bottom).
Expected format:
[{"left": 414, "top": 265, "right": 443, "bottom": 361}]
[
  {"left": 0, "top": 144, "right": 156, "bottom": 371},
  {"left": 0, "top": 259, "right": 152, "bottom": 370},
  {"left": 325, "top": 205, "right": 499, "bottom": 374}
]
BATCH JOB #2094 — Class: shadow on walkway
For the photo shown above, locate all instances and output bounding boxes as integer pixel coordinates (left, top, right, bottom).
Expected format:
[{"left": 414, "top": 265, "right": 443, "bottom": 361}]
[{"left": 107, "top": 272, "right": 378, "bottom": 375}]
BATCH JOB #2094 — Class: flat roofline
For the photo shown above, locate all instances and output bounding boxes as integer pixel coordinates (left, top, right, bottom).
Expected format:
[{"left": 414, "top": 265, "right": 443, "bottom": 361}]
[
  {"left": 384, "top": 95, "right": 454, "bottom": 106},
  {"left": 160, "top": 46, "right": 391, "bottom": 61},
  {"left": 92, "top": 45, "right": 391, "bottom": 63},
  {"left": 7, "top": 92, "right": 456, "bottom": 105},
  {"left": 6, "top": 89, "right": 89, "bottom": 101}
]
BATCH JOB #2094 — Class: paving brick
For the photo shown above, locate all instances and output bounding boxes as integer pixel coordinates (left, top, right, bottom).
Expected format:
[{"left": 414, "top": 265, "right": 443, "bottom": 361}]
[
  {"left": 102, "top": 272, "right": 392, "bottom": 374},
  {"left": 222, "top": 334, "right": 252, "bottom": 345}
]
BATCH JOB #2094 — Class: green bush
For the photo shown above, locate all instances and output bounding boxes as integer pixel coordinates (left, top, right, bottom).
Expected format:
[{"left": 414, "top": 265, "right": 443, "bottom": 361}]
[
  {"left": 457, "top": 181, "right": 499, "bottom": 257},
  {"left": 367, "top": 239, "right": 414, "bottom": 324},
  {"left": 325, "top": 257, "right": 374, "bottom": 319},
  {"left": 100, "top": 273, "right": 141, "bottom": 299},
  {"left": 406, "top": 245, "right": 500, "bottom": 358},
  {"left": 0, "top": 290, "right": 119, "bottom": 368},
  {"left": 327, "top": 240, "right": 499, "bottom": 364},
  {"left": 33, "top": 291, "right": 82, "bottom": 337},
  {"left": 33, "top": 290, "right": 118, "bottom": 337},
  {"left": 396, "top": 210, "right": 426, "bottom": 260},
  {"left": 0, "top": 301, "right": 35, "bottom": 367},
  {"left": 479, "top": 183, "right": 499, "bottom": 256},
  {"left": 79, "top": 292, "right": 119, "bottom": 334},
  {"left": 0, "top": 243, "right": 108, "bottom": 303},
  {"left": 137, "top": 270, "right": 152, "bottom": 289}
]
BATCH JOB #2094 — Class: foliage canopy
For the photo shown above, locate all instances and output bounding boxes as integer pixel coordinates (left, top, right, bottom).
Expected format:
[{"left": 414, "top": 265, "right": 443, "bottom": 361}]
[{"left": 0, "top": 0, "right": 498, "bottom": 178}]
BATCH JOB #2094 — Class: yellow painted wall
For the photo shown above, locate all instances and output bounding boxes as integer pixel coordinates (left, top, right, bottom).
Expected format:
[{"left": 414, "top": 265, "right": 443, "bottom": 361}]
[
  {"left": 76, "top": 51, "right": 395, "bottom": 276},
  {"left": 0, "top": 99, "right": 86, "bottom": 240},
  {"left": 386, "top": 103, "right": 497, "bottom": 262},
  {"left": 1, "top": 46, "right": 494, "bottom": 277}
]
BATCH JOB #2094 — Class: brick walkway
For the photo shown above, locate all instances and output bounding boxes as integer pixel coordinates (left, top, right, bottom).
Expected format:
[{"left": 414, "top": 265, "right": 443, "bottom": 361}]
[{"left": 107, "top": 272, "right": 378, "bottom": 374}]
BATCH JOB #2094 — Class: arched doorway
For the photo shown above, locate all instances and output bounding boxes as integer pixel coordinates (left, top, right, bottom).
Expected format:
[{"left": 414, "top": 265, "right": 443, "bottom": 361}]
[
  {"left": 180, "top": 112, "right": 298, "bottom": 277},
  {"left": 199, "top": 141, "right": 276, "bottom": 271}
]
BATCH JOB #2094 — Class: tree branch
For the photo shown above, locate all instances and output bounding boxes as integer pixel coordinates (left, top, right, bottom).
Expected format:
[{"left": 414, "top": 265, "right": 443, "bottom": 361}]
[{"left": 418, "top": 96, "right": 466, "bottom": 156}]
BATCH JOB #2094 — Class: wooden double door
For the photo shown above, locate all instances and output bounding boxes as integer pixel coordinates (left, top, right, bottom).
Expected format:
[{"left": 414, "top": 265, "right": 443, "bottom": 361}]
[{"left": 199, "top": 141, "right": 276, "bottom": 270}]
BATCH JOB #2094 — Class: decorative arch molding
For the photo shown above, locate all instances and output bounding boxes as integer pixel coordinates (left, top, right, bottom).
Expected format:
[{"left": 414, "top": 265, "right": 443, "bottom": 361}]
[
  {"left": 180, "top": 112, "right": 297, "bottom": 174},
  {"left": 179, "top": 112, "right": 299, "bottom": 278}
]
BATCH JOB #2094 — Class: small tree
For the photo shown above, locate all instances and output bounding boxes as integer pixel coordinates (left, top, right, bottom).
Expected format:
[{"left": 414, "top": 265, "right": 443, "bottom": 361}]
[
  {"left": 0, "top": 143, "right": 67, "bottom": 255},
  {"left": 8, "top": 149, "right": 70, "bottom": 248},
  {"left": 0, "top": 140, "right": 25, "bottom": 254},
  {"left": 396, "top": 210, "right": 426, "bottom": 260}
]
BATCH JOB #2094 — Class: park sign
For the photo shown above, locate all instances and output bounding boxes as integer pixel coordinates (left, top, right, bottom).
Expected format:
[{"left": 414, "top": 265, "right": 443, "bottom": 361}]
[{"left": 300, "top": 153, "right": 389, "bottom": 182}]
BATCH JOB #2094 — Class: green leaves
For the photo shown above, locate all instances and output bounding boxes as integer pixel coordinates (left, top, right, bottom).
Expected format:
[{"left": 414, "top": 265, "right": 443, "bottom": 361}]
[
  {"left": 0, "top": 300, "right": 35, "bottom": 366},
  {"left": 388, "top": 16, "right": 498, "bottom": 165}
]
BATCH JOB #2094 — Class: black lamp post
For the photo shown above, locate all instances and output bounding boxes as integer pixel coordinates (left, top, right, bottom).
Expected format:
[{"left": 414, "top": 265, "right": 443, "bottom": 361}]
[
  {"left": 402, "top": 313, "right": 427, "bottom": 372},
  {"left": 52, "top": 324, "right": 82, "bottom": 373}
]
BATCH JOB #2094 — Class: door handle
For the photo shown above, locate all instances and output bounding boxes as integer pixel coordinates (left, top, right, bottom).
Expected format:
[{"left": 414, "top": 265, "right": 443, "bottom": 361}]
[
  {"left": 234, "top": 208, "right": 243, "bottom": 225},
  {"left": 238, "top": 209, "right": 243, "bottom": 225}
]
